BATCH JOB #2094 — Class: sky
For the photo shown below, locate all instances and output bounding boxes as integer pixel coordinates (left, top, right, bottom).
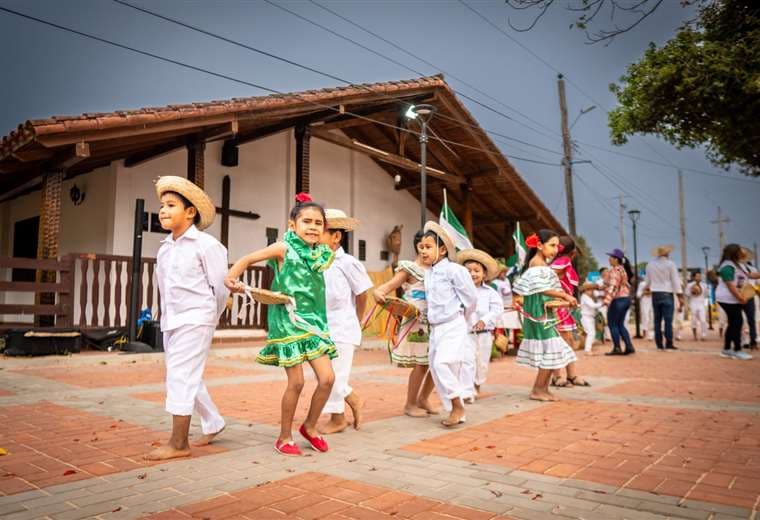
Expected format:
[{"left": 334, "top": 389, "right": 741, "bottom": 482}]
[{"left": 1, "top": 0, "right": 758, "bottom": 269}]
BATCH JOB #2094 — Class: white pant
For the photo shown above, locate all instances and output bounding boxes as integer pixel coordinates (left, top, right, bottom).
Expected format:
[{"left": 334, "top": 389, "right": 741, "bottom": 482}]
[
  {"left": 690, "top": 304, "right": 707, "bottom": 338},
  {"left": 581, "top": 315, "right": 596, "bottom": 352},
  {"left": 473, "top": 332, "right": 493, "bottom": 386},
  {"left": 639, "top": 296, "right": 653, "bottom": 338},
  {"left": 429, "top": 315, "right": 467, "bottom": 412},
  {"left": 324, "top": 342, "right": 355, "bottom": 414},
  {"left": 460, "top": 336, "right": 476, "bottom": 399},
  {"left": 163, "top": 325, "right": 225, "bottom": 435}
]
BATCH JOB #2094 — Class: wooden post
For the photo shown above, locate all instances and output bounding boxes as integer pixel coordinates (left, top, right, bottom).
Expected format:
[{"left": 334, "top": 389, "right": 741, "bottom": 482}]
[
  {"left": 220, "top": 175, "right": 231, "bottom": 247},
  {"left": 295, "top": 124, "right": 311, "bottom": 194},
  {"left": 187, "top": 135, "right": 206, "bottom": 189},
  {"left": 462, "top": 179, "right": 473, "bottom": 240},
  {"left": 558, "top": 74, "right": 577, "bottom": 236},
  {"left": 36, "top": 169, "right": 64, "bottom": 326}
]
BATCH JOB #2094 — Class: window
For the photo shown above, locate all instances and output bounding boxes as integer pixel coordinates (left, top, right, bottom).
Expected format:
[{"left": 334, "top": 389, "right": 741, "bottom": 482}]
[{"left": 358, "top": 240, "right": 366, "bottom": 261}]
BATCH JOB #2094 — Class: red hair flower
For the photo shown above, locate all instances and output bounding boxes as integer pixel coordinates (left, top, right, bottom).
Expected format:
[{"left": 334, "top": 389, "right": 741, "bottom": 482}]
[
  {"left": 295, "top": 192, "right": 312, "bottom": 203},
  {"left": 525, "top": 234, "right": 539, "bottom": 249}
]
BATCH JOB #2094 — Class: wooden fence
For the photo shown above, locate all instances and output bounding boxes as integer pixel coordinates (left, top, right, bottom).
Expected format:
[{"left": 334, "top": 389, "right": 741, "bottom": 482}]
[{"left": 0, "top": 254, "right": 272, "bottom": 330}]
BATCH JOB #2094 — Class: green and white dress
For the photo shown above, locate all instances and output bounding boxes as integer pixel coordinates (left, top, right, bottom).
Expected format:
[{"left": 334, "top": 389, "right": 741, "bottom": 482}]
[
  {"left": 256, "top": 231, "right": 337, "bottom": 368},
  {"left": 390, "top": 260, "right": 429, "bottom": 367},
  {"left": 513, "top": 266, "right": 577, "bottom": 370}
]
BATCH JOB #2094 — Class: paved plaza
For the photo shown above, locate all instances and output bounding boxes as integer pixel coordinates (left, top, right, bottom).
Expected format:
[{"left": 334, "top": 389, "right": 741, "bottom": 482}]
[{"left": 0, "top": 333, "right": 758, "bottom": 519}]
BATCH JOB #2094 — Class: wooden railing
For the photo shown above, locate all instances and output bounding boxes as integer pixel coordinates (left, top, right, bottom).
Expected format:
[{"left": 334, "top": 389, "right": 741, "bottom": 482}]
[
  {"left": 1, "top": 254, "right": 271, "bottom": 330},
  {"left": 0, "top": 256, "right": 75, "bottom": 327}
]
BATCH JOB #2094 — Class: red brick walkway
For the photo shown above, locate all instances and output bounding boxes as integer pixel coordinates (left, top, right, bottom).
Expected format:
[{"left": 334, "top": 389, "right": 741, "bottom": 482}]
[
  {"left": 0, "top": 402, "right": 224, "bottom": 496},
  {"left": 404, "top": 400, "right": 760, "bottom": 509},
  {"left": 145, "top": 471, "right": 513, "bottom": 520},
  {"left": 603, "top": 378, "right": 760, "bottom": 403}
]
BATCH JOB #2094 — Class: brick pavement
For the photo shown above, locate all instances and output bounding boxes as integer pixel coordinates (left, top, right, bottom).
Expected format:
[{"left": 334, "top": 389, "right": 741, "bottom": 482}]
[{"left": 0, "top": 332, "right": 758, "bottom": 519}]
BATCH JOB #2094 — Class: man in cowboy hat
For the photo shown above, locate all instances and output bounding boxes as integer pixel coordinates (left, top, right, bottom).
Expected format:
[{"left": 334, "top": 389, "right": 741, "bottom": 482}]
[
  {"left": 319, "top": 209, "right": 373, "bottom": 434},
  {"left": 644, "top": 245, "right": 684, "bottom": 351}
]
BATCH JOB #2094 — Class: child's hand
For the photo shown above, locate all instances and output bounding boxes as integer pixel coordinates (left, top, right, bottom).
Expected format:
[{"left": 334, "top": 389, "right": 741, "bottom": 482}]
[
  {"left": 565, "top": 294, "right": 578, "bottom": 307},
  {"left": 373, "top": 290, "right": 387, "bottom": 304},
  {"left": 224, "top": 276, "right": 245, "bottom": 293},
  {"left": 473, "top": 320, "right": 486, "bottom": 331}
]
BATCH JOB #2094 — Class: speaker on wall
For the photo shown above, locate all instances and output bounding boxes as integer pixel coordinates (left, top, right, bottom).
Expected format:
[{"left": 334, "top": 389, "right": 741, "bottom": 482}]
[{"left": 221, "top": 139, "right": 239, "bottom": 167}]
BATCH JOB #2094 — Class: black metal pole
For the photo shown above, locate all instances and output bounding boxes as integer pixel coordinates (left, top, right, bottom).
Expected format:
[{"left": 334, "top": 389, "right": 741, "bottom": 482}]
[
  {"left": 705, "top": 253, "right": 714, "bottom": 330},
  {"left": 420, "top": 122, "right": 428, "bottom": 230},
  {"left": 632, "top": 219, "right": 641, "bottom": 338},
  {"left": 127, "top": 199, "right": 144, "bottom": 343}
]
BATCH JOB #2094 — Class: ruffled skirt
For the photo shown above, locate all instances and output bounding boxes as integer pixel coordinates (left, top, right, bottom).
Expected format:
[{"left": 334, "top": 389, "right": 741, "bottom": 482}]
[
  {"left": 517, "top": 337, "right": 577, "bottom": 370},
  {"left": 256, "top": 334, "right": 337, "bottom": 368}
]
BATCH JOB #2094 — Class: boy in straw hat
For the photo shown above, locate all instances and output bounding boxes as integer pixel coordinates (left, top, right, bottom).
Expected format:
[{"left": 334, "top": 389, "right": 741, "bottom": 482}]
[
  {"left": 146, "top": 176, "right": 228, "bottom": 461},
  {"left": 422, "top": 221, "right": 478, "bottom": 427},
  {"left": 458, "top": 249, "right": 503, "bottom": 401},
  {"left": 319, "top": 209, "right": 373, "bottom": 434}
]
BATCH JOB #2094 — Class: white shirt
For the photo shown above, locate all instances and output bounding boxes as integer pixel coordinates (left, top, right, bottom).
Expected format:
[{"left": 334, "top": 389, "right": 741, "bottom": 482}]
[
  {"left": 156, "top": 225, "right": 229, "bottom": 332},
  {"left": 645, "top": 256, "right": 683, "bottom": 294},
  {"left": 424, "top": 258, "right": 478, "bottom": 326},
  {"left": 685, "top": 281, "right": 707, "bottom": 308},
  {"left": 468, "top": 284, "right": 503, "bottom": 331},
  {"left": 716, "top": 261, "right": 748, "bottom": 304},
  {"left": 324, "top": 247, "right": 373, "bottom": 345},
  {"left": 581, "top": 293, "right": 603, "bottom": 318},
  {"left": 491, "top": 278, "right": 513, "bottom": 307}
]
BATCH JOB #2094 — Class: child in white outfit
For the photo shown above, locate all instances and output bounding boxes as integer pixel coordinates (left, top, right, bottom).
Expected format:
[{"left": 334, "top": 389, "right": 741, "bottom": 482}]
[{"left": 580, "top": 283, "right": 603, "bottom": 355}]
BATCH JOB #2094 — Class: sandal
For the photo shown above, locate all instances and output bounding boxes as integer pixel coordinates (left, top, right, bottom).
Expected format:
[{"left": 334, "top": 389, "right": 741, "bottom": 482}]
[
  {"left": 552, "top": 376, "right": 572, "bottom": 388},
  {"left": 567, "top": 376, "right": 591, "bottom": 387}
]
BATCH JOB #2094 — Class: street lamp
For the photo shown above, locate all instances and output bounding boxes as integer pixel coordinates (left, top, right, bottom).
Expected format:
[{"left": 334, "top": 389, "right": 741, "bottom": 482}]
[
  {"left": 702, "top": 246, "right": 713, "bottom": 330},
  {"left": 628, "top": 209, "right": 641, "bottom": 338},
  {"left": 405, "top": 104, "right": 437, "bottom": 230}
]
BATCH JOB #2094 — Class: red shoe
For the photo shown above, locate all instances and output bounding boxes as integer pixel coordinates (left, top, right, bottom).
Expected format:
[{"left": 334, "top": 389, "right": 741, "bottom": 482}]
[
  {"left": 299, "top": 424, "right": 329, "bottom": 452},
  {"left": 274, "top": 439, "right": 302, "bottom": 456}
]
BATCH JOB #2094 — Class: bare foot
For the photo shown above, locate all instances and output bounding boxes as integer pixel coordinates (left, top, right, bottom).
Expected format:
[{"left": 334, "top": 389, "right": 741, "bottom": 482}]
[
  {"left": 416, "top": 399, "right": 439, "bottom": 415},
  {"left": 345, "top": 393, "right": 364, "bottom": 430},
  {"left": 463, "top": 396, "right": 475, "bottom": 404},
  {"left": 441, "top": 409, "right": 466, "bottom": 427},
  {"left": 404, "top": 405, "right": 428, "bottom": 418},
  {"left": 144, "top": 445, "right": 191, "bottom": 461},
  {"left": 529, "top": 390, "right": 560, "bottom": 402},
  {"left": 318, "top": 419, "right": 349, "bottom": 435},
  {"left": 192, "top": 426, "right": 224, "bottom": 447}
]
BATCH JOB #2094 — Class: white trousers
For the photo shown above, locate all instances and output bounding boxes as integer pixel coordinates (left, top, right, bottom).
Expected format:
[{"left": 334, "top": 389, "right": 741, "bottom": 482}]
[
  {"left": 581, "top": 315, "right": 596, "bottom": 352},
  {"left": 429, "top": 315, "right": 467, "bottom": 412},
  {"left": 640, "top": 297, "right": 653, "bottom": 339},
  {"left": 473, "top": 332, "right": 493, "bottom": 386},
  {"left": 690, "top": 304, "right": 707, "bottom": 338},
  {"left": 324, "top": 342, "right": 355, "bottom": 414},
  {"left": 460, "top": 336, "right": 476, "bottom": 399},
  {"left": 163, "top": 325, "right": 225, "bottom": 435}
]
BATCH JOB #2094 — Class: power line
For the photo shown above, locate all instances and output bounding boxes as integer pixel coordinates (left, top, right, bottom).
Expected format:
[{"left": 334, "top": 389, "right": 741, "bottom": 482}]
[{"left": 0, "top": 5, "right": 557, "bottom": 168}]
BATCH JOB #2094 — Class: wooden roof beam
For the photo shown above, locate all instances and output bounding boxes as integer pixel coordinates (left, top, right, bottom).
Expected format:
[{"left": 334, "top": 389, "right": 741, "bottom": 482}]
[
  {"left": 124, "top": 138, "right": 186, "bottom": 168},
  {"left": 310, "top": 127, "right": 465, "bottom": 186}
]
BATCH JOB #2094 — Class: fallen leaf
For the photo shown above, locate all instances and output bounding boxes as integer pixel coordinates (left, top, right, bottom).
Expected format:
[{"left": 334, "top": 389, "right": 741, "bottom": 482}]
[
  {"left": 109, "top": 424, "right": 118, "bottom": 429},
  {"left": 255, "top": 481, "right": 271, "bottom": 488},
  {"left": 90, "top": 437, "right": 99, "bottom": 442},
  {"left": 73, "top": 439, "right": 79, "bottom": 442},
  {"left": 532, "top": 493, "right": 543, "bottom": 501},
  {"left": 496, "top": 455, "right": 503, "bottom": 459},
  {"left": 63, "top": 470, "right": 77, "bottom": 476},
  {"left": 489, "top": 489, "right": 503, "bottom": 497},
  {"left": 469, "top": 447, "right": 480, "bottom": 451},
  {"left": 160, "top": 468, "right": 167, "bottom": 472},
  {"left": 137, "top": 473, "right": 147, "bottom": 480},
  {"left": 251, "top": 461, "right": 260, "bottom": 465},
  {"left": 100, "top": 361, "right": 107, "bottom": 365},
  {"left": 369, "top": 467, "right": 377, "bottom": 472},
  {"left": 112, "top": 507, "right": 122, "bottom": 513},
  {"left": 486, "top": 445, "right": 496, "bottom": 449},
  {"left": 4, "top": 473, "right": 16, "bottom": 477},
  {"left": 150, "top": 441, "right": 161, "bottom": 447},
  {"left": 286, "top": 469, "right": 295, "bottom": 473},
  {"left": 348, "top": 458, "right": 357, "bottom": 463},
  {"left": 521, "top": 490, "right": 531, "bottom": 495},
  {"left": 592, "top": 490, "right": 607, "bottom": 494},
  {"left": 0, "top": 448, "right": 7, "bottom": 456}
]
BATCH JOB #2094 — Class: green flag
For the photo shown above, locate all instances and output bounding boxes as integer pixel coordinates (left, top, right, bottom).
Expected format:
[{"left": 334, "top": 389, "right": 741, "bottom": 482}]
[{"left": 439, "top": 193, "right": 473, "bottom": 251}]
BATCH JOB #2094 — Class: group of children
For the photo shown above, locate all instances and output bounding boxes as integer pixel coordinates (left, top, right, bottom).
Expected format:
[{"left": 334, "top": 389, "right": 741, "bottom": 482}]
[{"left": 146, "top": 176, "right": 587, "bottom": 459}]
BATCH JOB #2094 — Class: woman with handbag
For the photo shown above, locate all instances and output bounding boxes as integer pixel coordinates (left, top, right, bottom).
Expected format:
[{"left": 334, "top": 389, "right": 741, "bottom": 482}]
[{"left": 715, "top": 244, "right": 760, "bottom": 360}]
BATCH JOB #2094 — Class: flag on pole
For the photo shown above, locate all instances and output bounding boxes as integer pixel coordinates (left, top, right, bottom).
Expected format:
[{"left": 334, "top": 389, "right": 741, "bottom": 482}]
[
  {"left": 506, "top": 222, "right": 527, "bottom": 273},
  {"left": 439, "top": 189, "right": 473, "bottom": 251}
]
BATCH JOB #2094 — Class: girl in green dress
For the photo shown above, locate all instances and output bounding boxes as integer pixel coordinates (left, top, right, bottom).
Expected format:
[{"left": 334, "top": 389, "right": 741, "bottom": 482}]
[
  {"left": 513, "top": 229, "right": 578, "bottom": 402},
  {"left": 226, "top": 194, "right": 336, "bottom": 456}
]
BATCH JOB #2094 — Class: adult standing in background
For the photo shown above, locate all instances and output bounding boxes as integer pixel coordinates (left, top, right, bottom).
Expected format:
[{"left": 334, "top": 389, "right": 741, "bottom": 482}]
[
  {"left": 716, "top": 244, "right": 759, "bottom": 360},
  {"left": 644, "top": 245, "right": 684, "bottom": 351},
  {"left": 740, "top": 248, "right": 758, "bottom": 349}
]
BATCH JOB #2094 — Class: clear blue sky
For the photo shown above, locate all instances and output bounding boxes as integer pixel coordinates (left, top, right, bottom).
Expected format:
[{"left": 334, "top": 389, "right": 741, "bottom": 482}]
[{"left": 1, "top": 0, "right": 758, "bottom": 268}]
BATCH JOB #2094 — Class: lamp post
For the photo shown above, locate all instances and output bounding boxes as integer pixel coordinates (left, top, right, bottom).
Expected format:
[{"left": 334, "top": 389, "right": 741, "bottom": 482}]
[
  {"left": 628, "top": 209, "right": 641, "bottom": 338},
  {"left": 405, "top": 104, "right": 437, "bottom": 230},
  {"left": 702, "top": 246, "right": 713, "bottom": 330}
]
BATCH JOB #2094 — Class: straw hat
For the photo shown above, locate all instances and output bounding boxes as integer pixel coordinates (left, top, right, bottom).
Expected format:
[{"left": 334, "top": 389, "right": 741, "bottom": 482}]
[
  {"left": 581, "top": 282, "right": 597, "bottom": 292},
  {"left": 457, "top": 249, "right": 499, "bottom": 281},
  {"left": 652, "top": 245, "right": 673, "bottom": 257},
  {"left": 325, "top": 208, "right": 360, "bottom": 231},
  {"left": 155, "top": 176, "right": 216, "bottom": 230},
  {"left": 423, "top": 221, "right": 456, "bottom": 261}
]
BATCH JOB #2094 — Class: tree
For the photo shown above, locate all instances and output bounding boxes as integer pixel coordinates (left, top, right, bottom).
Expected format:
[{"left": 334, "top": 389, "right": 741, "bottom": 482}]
[
  {"left": 609, "top": 1, "right": 760, "bottom": 176},
  {"left": 574, "top": 235, "right": 599, "bottom": 283}
]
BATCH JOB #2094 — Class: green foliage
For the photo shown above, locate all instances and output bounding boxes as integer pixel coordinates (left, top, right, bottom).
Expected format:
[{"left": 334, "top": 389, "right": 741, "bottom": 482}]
[
  {"left": 609, "top": 1, "right": 760, "bottom": 176},
  {"left": 574, "top": 235, "right": 599, "bottom": 282}
]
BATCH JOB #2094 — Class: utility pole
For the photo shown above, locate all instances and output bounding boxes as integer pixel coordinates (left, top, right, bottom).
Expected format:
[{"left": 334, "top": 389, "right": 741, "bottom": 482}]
[
  {"left": 711, "top": 206, "right": 730, "bottom": 252},
  {"left": 557, "top": 74, "right": 576, "bottom": 236},
  {"left": 618, "top": 193, "right": 627, "bottom": 253},
  {"left": 678, "top": 171, "right": 688, "bottom": 286}
]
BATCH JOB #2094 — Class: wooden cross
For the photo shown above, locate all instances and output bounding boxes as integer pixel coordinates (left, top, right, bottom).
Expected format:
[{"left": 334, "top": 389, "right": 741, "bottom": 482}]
[{"left": 216, "top": 175, "right": 260, "bottom": 247}]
